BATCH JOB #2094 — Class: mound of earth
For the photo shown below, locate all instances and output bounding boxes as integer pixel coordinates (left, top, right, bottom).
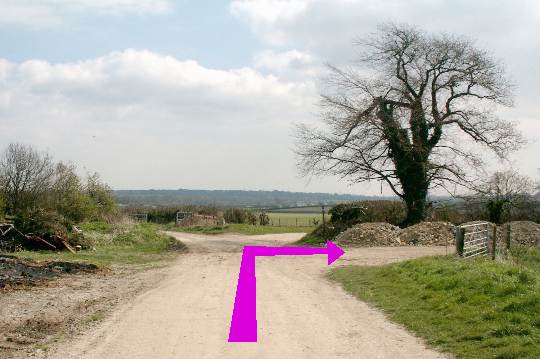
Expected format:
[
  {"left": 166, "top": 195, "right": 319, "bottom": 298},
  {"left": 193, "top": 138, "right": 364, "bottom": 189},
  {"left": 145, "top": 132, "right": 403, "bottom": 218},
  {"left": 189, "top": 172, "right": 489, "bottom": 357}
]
[
  {"left": 335, "top": 221, "right": 457, "bottom": 247},
  {"left": 335, "top": 222, "right": 401, "bottom": 247},
  {"left": 508, "top": 221, "right": 540, "bottom": 246},
  {"left": 398, "top": 221, "right": 455, "bottom": 246}
]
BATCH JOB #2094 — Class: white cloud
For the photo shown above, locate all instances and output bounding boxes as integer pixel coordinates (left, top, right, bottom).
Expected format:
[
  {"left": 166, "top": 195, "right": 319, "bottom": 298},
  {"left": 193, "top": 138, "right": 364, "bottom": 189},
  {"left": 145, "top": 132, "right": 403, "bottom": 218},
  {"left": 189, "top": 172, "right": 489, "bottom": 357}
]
[
  {"left": 0, "top": 0, "right": 173, "bottom": 28},
  {"left": 230, "top": 0, "right": 309, "bottom": 25},
  {"left": 230, "top": 0, "right": 310, "bottom": 44},
  {"left": 254, "top": 49, "right": 314, "bottom": 71},
  {"left": 0, "top": 50, "right": 320, "bottom": 190},
  {"left": 253, "top": 49, "right": 322, "bottom": 80}
]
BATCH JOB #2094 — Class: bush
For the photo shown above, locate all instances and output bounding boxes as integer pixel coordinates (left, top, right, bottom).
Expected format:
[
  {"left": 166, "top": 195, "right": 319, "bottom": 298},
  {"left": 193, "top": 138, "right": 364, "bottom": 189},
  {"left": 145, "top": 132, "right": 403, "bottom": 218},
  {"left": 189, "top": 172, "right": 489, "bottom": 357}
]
[
  {"left": 86, "top": 172, "right": 116, "bottom": 219},
  {"left": 224, "top": 208, "right": 248, "bottom": 224},
  {"left": 259, "top": 212, "right": 269, "bottom": 226},
  {"left": 298, "top": 223, "right": 347, "bottom": 246},
  {"left": 330, "top": 200, "right": 406, "bottom": 227},
  {"left": 246, "top": 211, "right": 257, "bottom": 225},
  {"left": 14, "top": 208, "right": 70, "bottom": 238},
  {"left": 148, "top": 207, "right": 178, "bottom": 223}
]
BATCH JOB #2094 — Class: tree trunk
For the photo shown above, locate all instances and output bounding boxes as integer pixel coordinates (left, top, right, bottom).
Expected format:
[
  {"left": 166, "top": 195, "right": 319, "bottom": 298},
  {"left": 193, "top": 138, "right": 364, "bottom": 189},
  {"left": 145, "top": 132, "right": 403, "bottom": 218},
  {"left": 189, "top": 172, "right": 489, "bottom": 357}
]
[
  {"left": 403, "top": 189, "right": 428, "bottom": 226},
  {"left": 399, "top": 162, "right": 429, "bottom": 227},
  {"left": 487, "top": 200, "right": 506, "bottom": 224}
]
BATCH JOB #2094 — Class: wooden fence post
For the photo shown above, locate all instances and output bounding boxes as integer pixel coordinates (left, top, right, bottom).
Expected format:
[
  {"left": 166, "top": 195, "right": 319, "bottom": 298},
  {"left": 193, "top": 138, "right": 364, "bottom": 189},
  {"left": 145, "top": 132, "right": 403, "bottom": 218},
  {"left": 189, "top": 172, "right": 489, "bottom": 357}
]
[
  {"left": 491, "top": 225, "right": 497, "bottom": 260},
  {"left": 505, "top": 223, "right": 511, "bottom": 250},
  {"left": 456, "top": 226, "right": 464, "bottom": 257}
]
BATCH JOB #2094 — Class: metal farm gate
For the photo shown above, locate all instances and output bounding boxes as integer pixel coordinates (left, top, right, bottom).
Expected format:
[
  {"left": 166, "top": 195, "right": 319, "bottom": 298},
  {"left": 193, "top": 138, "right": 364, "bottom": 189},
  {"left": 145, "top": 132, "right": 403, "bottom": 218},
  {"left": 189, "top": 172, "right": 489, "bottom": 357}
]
[{"left": 456, "top": 222, "right": 490, "bottom": 258}]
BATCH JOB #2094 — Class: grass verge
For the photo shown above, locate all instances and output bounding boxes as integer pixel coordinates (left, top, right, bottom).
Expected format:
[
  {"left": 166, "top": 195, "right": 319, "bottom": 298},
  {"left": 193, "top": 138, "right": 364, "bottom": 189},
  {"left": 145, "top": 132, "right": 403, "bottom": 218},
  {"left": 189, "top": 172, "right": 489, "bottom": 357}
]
[
  {"left": 329, "top": 255, "right": 540, "bottom": 359},
  {"left": 163, "top": 223, "right": 312, "bottom": 235},
  {"left": 10, "top": 223, "right": 186, "bottom": 267},
  {"left": 296, "top": 224, "right": 344, "bottom": 246}
]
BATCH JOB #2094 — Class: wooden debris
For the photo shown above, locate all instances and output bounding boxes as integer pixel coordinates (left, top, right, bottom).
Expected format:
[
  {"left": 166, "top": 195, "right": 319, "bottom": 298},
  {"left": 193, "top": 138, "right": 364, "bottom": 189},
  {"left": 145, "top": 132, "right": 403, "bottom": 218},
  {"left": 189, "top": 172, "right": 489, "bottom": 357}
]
[{"left": 1, "top": 223, "right": 80, "bottom": 253}]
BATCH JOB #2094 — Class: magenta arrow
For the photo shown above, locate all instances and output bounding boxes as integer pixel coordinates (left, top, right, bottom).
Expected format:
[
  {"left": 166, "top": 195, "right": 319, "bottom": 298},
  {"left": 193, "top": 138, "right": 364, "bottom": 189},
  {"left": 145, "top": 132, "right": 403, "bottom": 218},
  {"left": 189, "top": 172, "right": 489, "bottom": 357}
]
[{"left": 228, "top": 240, "right": 345, "bottom": 342}]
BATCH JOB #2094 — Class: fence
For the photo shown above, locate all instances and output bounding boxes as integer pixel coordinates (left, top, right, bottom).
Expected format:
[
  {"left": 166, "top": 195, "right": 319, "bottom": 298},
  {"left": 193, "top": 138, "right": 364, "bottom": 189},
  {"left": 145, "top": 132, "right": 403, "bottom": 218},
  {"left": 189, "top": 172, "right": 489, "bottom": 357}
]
[
  {"left": 267, "top": 218, "right": 322, "bottom": 227},
  {"left": 456, "top": 222, "right": 490, "bottom": 258},
  {"left": 129, "top": 213, "right": 148, "bottom": 223},
  {"left": 456, "top": 222, "right": 539, "bottom": 260}
]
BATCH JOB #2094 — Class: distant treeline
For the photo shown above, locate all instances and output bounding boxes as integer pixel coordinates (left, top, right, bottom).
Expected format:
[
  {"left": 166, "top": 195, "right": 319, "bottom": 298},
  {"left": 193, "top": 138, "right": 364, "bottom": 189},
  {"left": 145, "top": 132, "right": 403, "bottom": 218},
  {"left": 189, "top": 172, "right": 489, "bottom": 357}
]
[{"left": 114, "top": 189, "right": 395, "bottom": 208}]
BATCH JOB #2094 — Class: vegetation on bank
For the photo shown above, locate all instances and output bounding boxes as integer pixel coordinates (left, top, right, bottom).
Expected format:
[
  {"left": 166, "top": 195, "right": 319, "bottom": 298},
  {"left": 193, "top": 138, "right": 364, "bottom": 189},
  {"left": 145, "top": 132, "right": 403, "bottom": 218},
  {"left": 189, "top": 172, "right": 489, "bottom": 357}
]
[
  {"left": 329, "top": 252, "right": 540, "bottom": 359},
  {"left": 11, "top": 223, "right": 185, "bottom": 267},
  {"left": 0, "top": 143, "right": 117, "bottom": 245}
]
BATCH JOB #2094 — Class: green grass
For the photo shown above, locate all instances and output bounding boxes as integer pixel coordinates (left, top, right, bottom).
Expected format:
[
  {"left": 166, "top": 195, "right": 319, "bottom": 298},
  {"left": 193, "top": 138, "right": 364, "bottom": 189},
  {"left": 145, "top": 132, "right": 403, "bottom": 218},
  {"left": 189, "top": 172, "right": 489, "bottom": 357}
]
[
  {"left": 78, "top": 221, "right": 114, "bottom": 233},
  {"left": 10, "top": 223, "right": 185, "bottom": 267},
  {"left": 296, "top": 232, "right": 327, "bottom": 246},
  {"left": 329, "top": 255, "right": 540, "bottom": 359},
  {"left": 265, "top": 212, "right": 325, "bottom": 227},
  {"left": 295, "top": 224, "right": 344, "bottom": 246},
  {"left": 510, "top": 246, "right": 540, "bottom": 273},
  {"left": 163, "top": 223, "right": 312, "bottom": 235}
]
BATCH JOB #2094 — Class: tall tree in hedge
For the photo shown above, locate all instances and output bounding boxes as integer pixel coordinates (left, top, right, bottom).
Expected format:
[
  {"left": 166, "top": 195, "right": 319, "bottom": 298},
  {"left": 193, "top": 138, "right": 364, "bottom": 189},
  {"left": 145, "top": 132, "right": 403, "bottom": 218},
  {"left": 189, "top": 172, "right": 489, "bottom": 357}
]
[
  {"left": 50, "top": 162, "right": 94, "bottom": 223},
  {"left": 475, "top": 170, "right": 535, "bottom": 224},
  {"left": 86, "top": 172, "right": 116, "bottom": 217},
  {"left": 296, "top": 24, "right": 522, "bottom": 225}
]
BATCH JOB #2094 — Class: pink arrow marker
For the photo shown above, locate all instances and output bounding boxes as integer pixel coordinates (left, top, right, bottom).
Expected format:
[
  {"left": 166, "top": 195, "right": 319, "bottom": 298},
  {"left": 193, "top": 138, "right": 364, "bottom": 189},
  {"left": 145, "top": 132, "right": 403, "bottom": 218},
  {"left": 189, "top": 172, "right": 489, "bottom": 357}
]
[{"left": 228, "top": 240, "right": 345, "bottom": 342}]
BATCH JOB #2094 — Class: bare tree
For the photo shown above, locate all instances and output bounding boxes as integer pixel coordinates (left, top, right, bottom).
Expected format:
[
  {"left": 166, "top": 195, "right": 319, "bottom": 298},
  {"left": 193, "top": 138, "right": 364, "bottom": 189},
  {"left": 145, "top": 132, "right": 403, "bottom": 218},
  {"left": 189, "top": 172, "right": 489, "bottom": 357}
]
[
  {"left": 296, "top": 24, "right": 523, "bottom": 225},
  {"left": 474, "top": 170, "right": 536, "bottom": 224},
  {"left": 0, "top": 143, "right": 54, "bottom": 214}
]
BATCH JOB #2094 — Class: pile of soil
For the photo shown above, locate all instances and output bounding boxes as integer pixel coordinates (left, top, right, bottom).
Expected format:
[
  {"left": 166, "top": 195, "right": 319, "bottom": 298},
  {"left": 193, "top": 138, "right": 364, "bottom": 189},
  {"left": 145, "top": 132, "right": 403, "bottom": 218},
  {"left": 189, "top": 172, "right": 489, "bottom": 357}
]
[
  {"left": 398, "top": 222, "right": 455, "bottom": 246},
  {"left": 336, "top": 221, "right": 455, "bottom": 247},
  {"left": 0, "top": 255, "right": 98, "bottom": 289},
  {"left": 508, "top": 221, "right": 540, "bottom": 246},
  {"left": 335, "top": 222, "right": 402, "bottom": 247}
]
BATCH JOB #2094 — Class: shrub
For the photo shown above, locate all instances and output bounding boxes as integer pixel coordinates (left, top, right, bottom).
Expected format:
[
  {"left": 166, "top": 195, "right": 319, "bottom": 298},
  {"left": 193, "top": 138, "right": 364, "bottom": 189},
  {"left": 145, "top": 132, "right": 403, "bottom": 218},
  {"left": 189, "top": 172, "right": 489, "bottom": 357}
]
[
  {"left": 224, "top": 208, "right": 248, "bottom": 224},
  {"left": 86, "top": 172, "right": 116, "bottom": 218},
  {"left": 259, "top": 212, "right": 270, "bottom": 226},
  {"left": 14, "top": 208, "right": 70, "bottom": 238},
  {"left": 330, "top": 200, "right": 406, "bottom": 227},
  {"left": 147, "top": 207, "right": 178, "bottom": 223},
  {"left": 246, "top": 211, "right": 257, "bottom": 225}
]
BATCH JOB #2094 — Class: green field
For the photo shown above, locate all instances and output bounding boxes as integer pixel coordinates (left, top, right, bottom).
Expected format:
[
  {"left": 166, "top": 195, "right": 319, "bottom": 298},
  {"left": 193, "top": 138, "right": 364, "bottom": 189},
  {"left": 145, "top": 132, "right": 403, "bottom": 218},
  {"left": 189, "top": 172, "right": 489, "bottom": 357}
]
[
  {"left": 163, "top": 223, "right": 312, "bottom": 235},
  {"left": 264, "top": 212, "right": 327, "bottom": 227},
  {"left": 329, "top": 252, "right": 540, "bottom": 359}
]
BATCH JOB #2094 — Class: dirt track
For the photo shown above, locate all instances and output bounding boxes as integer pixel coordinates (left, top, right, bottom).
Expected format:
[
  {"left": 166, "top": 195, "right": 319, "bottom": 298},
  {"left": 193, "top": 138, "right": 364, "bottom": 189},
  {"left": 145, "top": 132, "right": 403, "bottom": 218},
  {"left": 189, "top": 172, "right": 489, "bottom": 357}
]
[{"left": 50, "top": 232, "right": 450, "bottom": 359}]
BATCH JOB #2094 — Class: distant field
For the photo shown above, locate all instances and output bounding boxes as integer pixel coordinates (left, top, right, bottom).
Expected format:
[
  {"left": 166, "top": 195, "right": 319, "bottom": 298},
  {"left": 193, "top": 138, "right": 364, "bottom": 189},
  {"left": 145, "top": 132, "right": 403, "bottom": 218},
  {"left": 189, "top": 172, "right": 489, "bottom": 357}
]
[
  {"left": 267, "top": 206, "right": 331, "bottom": 214},
  {"left": 164, "top": 223, "right": 312, "bottom": 235},
  {"left": 264, "top": 212, "right": 327, "bottom": 227}
]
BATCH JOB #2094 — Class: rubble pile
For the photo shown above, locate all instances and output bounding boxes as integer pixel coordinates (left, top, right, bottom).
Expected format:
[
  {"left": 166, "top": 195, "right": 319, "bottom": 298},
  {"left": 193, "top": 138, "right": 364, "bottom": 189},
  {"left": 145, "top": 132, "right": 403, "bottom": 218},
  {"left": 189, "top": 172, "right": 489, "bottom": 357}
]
[
  {"left": 507, "top": 221, "right": 540, "bottom": 246},
  {"left": 398, "top": 222, "right": 455, "bottom": 246},
  {"left": 336, "top": 222, "right": 402, "bottom": 247},
  {"left": 336, "top": 221, "right": 456, "bottom": 247}
]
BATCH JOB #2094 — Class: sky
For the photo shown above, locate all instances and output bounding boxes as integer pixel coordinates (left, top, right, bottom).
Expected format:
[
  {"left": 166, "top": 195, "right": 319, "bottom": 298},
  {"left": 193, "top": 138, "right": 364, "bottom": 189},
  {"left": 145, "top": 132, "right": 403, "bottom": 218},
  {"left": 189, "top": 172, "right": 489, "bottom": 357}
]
[{"left": 0, "top": 0, "right": 539, "bottom": 194}]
